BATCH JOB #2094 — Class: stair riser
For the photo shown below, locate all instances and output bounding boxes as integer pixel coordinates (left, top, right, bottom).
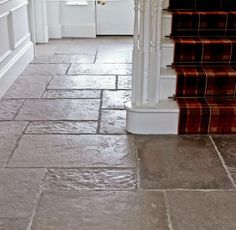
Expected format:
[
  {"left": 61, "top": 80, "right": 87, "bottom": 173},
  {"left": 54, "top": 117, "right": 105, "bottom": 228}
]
[
  {"left": 162, "top": 14, "right": 172, "bottom": 38},
  {"left": 161, "top": 45, "right": 174, "bottom": 68},
  {"left": 160, "top": 77, "right": 176, "bottom": 99}
]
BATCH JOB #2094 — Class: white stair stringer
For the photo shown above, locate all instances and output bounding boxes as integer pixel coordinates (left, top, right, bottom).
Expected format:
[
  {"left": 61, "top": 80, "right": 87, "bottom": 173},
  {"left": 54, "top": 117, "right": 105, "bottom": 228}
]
[{"left": 125, "top": 100, "right": 179, "bottom": 134}]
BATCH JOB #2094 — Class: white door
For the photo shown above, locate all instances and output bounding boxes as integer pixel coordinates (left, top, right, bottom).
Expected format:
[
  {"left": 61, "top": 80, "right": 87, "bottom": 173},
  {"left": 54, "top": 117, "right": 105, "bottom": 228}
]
[{"left": 96, "top": 0, "right": 134, "bottom": 35}]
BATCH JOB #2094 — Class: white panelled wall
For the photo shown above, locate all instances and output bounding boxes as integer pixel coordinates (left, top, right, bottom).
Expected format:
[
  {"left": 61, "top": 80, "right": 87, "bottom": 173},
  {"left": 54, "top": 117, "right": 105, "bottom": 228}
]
[
  {"left": 0, "top": 0, "right": 34, "bottom": 98},
  {"left": 126, "top": 0, "right": 179, "bottom": 134}
]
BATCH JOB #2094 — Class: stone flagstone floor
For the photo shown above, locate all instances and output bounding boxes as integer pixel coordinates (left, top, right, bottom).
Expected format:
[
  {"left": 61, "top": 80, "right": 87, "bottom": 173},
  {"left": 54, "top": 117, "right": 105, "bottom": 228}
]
[{"left": 0, "top": 37, "right": 236, "bottom": 230}]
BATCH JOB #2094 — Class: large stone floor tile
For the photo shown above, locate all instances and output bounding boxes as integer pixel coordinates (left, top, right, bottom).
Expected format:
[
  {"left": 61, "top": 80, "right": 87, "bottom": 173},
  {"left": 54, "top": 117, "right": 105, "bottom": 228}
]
[
  {"left": 100, "top": 110, "right": 126, "bottom": 134},
  {"left": 0, "top": 121, "right": 27, "bottom": 166},
  {"left": 102, "top": 90, "right": 131, "bottom": 109},
  {"left": 55, "top": 45, "right": 97, "bottom": 55},
  {"left": 33, "top": 54, "right": 95, "bottom": 64},
  {"left": 68, "top": 64, "right": 132, "bottom": 75},
  {"left": 0, "top": 217, "right": 28, "bottom": 230},
  {"left": 31, "top": 191, "right": 168, "bottom": 230},
  {"left": 15, "top": 99, "right": 100, "bottom": 121},
  {"left": 136, "top": 136, "right": 233, "bottom": 189},
  {"left": 8, "top": 135, "right": 136, "bottom": 168},
  {"left": 22, "top": 64, "right": 69, "bottom": 75},
  {"left": 118, "top": 75, "right": 132, "bottom": 89},
  {"left": 166, "top": 191, "right": 236, "bottom": 230},
  {"left": 26, "top": 121, "right": 97, "bottom": 134},
  {"left": 3, "top": 75, "right": 51, "bottom": 99},
  {"left": 0, "top": 168, "right": 45, "bottom": 218},
  {"left": 43, "top": 89, "right": 101, "bottom": 99},
  {"left": 44, "top": 168, "right": 137, "bottom": 191},
  {"left": 96, "top": 51, "right": 132, "bottom": 64},
  {"left": 0, "top": 100, "right": 24, "bottom": 120},
  {"left": 48, "top": 75, "right": 116, "bottom": 90}
]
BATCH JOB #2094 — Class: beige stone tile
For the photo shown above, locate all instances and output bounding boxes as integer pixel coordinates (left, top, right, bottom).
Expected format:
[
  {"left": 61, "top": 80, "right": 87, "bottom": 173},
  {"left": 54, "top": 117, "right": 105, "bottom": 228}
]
[
  {"left": 43, "top": 90, "right": 101, "bottom": 99},
  {"left": 31, "top": 191, "right": 168, "bottom": 230},
  {"left": 48, "top": 75, "right": 116, "bottom": 90},
  {"left": 3, "top": 75, "right": 51, "bottom": 99},
  {"left": 0, "top": 121, "right": 27, "bottom": 166},
  {"left": 0, "top": 100, "right": 24, "bottom": 121},
  {"left": 22, "top": 64, "right": 69, "bottom": 75},
  {"left": 44, "top": 168, "right": 137, "bottom": 191},
  {"left": 100, "top": 110, "right": 126, "bottom": 134},
  {"left": 8, "top": 135, "right": 136, "bottom": 168},
  {"left": 0, "top": 168, "right": 45, "bottom": 218},
  {"left": 68, "top": 64, "right": 132, "bottom": 75},
  {"left": 118, "top": 75, "right": 132, "bottom": 89},
  {"left": 136, "top": 135, "right": 233, "bottom": 189},
  {"left": 0, "top": 218, "right": 28, "bottom": 230},
  {"left": 96, "top": 51, "right": 132, "bottom": 64},
  {"left": 102, "top": 90, "right": 131, "bottom": 109},
  {"left": 26, "top": 121, "right": 97, "bottom": 134},
  {"left": 167, "top": 191, "right": 236, "bottom": 230},
  {"left": 15, "top": 99, "right": 100, "bottom": 121}
]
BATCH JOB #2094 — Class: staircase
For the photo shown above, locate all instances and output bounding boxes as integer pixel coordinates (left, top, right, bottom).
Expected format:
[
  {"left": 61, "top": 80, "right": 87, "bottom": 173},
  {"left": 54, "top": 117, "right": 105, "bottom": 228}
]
[{"left": 126, "top": 0, "right": 236, "bottom": 134}]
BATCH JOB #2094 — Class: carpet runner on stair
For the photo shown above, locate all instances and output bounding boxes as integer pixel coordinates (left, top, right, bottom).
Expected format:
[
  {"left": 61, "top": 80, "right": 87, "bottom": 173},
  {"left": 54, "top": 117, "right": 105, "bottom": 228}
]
[{"left": 168, "top": 0, "right": 236, "bottom": 134}]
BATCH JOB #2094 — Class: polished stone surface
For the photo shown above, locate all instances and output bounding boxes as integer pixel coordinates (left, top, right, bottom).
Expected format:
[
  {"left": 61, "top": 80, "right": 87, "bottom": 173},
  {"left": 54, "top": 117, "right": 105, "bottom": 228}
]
[
  {"left": 0, "top": 100, "right": 24, "bottom": 120},
  {"left": 45, "top": 168, "right": 137, "bottom": 191},
  {"left": 100, "top": 110, "right": 126, "bottom": 134},
  {"left": 23, "top": 64, "right": 69, "bottom": 75},
  {"left": 8, "top": 135, "right": 136, "bottom": 168},
  {"left": 43, "top": 89, "right": 101, "bottom": 99},
  {"left": 31, "top": 191, "right": 169, "bottom": 230},
  {"left": 25, "top": 121, "right": 97, "bottom": 134},
  {"left": 0, "top": 122, "right": 27, "bottom": 166},
  {"left": 15, "top": 99, "right": 100, "bottom": 121},
  {"left": 0, "top": 169, "right": 45, "bottom": 218},
  {"left": 3, "top": 75, "right": 51, "bottom": 99},
  {"left": 68, "top": 63, "right": 132, "bottom": 75},
  {"left": 102, "top": 90, "right": 131, "bottom": 109},
  {"left": 167, "top": 191, "right": 236, "bottom": 230},
  {"left": 48, "top": 75, "right": 116, "bottom": 90},
  {"left": 136, "top": 135, "right": 233, "bottom": 189}
]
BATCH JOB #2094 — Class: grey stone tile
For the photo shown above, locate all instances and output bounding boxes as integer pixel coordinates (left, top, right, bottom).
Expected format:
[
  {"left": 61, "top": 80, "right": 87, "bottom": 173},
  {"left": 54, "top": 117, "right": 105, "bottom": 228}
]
[
  {"left": 43, "top": 90, "right": 101, "bottom": 99},
  {"left": 211, "top": 135, "right": 236, "bottom": 168},
  {"left": 0, "top": 168, "right": 45, "bottom": 218},
  {"left": 15, "top": 99, "right": 100, "bottom": 121},
  {"left": 0, "top": 121, "right": 27, "bottom": 166},
  {"left": 167, "top": 191, "right": 236, "bottom": 230},
  {"left": 96, "top": 51, "right": 132, "bottom": 64},
  {"left": 68, "top": 64, "right": 132, "bottom": 75},
  {"left": 8, "top": 135, "right": 136, "bottom": 168},
  {"left": 102, "top": 90, "right": 131, "bottom": 109},
  {"left": 31, "top": 191, "right": 168, "bottom": 230},
  {"left": 118, "top": 75, "right": 132, "bottom": 89},
  {"left": 22, "top": 64, "right": 69, "bottom": 75},
  {"left": 33, "top": 54, "right": 95, "bottom": 64},
  {"left": 136, "top": 135, "right": 233, "bottom": 189},
  {"left": 3, "top": 75, "right": 51, "bottom": 99},
  {"left": 0, "top": 218, "right": 28, "bottom": 230},
  {"left": 44, "top": 168, "right": 137, "bottom": 191},
  {"left": 26, "top": 121, "right": 97, "bottom": 134},
  {"left": 48, "top": 75, "right": 116, "bottom": 90},
  {"left": 0, "top": 100, "right": 24, "bottom": 120},
  {"left": 56, "top": 45, "right": 97, "bottom": 55},
  {"left": 100, "top": 110, "right": 126, "bottom": 134}
]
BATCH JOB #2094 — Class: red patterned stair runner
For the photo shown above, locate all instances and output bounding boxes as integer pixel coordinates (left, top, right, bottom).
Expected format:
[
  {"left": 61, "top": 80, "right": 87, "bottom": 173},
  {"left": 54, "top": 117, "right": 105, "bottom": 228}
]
[{"left": 169, "top": 1, "right": 236, "bottom": 134}]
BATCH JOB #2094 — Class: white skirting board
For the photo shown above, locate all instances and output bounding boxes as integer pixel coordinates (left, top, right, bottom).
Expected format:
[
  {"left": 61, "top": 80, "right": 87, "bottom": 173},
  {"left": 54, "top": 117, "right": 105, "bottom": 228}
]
[
  {"left": 0, "top": 41, "right": 34, "bottom": 99},
  {"left": 125, "top": 101, "right": 179, "bottom": 134}
]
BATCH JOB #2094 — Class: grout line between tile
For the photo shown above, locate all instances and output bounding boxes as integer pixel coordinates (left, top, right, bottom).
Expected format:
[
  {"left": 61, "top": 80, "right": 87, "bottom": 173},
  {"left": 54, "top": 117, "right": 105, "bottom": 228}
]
[
  {"left": 26, "top": 169, "right": 48, "bottom": 230},
  {"left": 3, "top": 122, "right": 29, "bottom": 167},
  {"left": 164, "top": 191, "right": 174, "bottom": 230},
  {"left": 93, "top": 49, "right": 98, "bottom": 63},
  {"left": 209, "top": 136, "right": 236, "bottom": 189},
  {"left": 41, "top": 75, "right": 55, "bottom": 98},
  {"left": 96, "top": 90, "right": 103, "bottom": 134}
]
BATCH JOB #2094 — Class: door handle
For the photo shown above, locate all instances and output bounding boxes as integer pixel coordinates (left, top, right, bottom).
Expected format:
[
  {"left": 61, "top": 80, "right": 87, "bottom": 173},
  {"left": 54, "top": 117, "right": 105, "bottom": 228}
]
[{"left": 97, "top": 0, "right": 106, "bottom": 5}]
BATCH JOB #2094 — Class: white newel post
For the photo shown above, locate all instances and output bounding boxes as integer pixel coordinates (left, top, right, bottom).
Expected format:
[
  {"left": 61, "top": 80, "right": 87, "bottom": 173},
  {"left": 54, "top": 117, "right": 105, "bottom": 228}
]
[
  {"left": 126, "top": 0, "right": 179, "bottom": 135},
  {"left": 131, "top": 0, "right": 163, "bottom": 107}
]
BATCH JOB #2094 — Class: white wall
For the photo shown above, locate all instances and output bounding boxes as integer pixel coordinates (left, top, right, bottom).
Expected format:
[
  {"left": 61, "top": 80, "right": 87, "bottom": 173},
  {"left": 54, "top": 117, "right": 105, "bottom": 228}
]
[
  {"left": 46, "top": 1, "right": 96, "bottom": 38},
  {"left": 0, "top": 0, "right": 34, "bottom": 98}
]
